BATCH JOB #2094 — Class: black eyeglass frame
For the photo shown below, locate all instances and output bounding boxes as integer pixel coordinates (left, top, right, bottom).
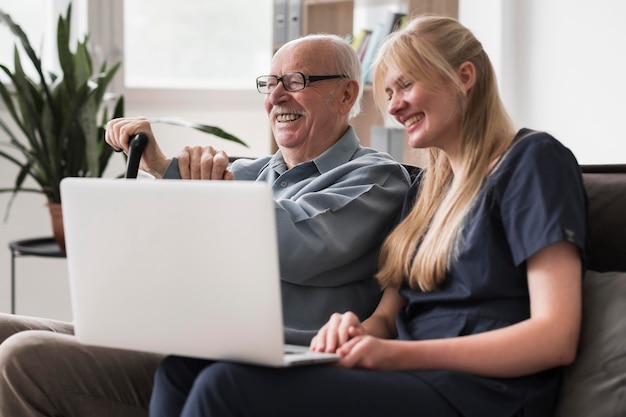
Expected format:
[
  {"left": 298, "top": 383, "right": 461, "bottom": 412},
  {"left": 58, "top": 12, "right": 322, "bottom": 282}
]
[{"left": 256, "top": 72, "right": 349, "bottom": 94}]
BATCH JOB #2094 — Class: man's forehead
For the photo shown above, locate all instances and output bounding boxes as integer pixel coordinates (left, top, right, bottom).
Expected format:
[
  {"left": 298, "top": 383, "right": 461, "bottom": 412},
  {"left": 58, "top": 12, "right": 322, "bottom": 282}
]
[{"left": 271, "top": 42, "right": 329, "bottom": 75}]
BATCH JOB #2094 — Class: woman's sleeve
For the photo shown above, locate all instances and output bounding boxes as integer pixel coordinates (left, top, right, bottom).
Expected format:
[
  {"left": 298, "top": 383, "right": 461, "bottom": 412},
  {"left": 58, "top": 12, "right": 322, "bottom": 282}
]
[{"left": 496, "top": 134, "right": 589, "bottom": 267}]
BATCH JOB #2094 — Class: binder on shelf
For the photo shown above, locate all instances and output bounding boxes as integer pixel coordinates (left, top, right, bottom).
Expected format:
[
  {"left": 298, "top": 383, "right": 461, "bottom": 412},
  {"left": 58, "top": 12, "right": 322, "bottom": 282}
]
[
  {"left": 273, "top": 0, "right": 287, "bottom": 46},
  {"left": 287, "top": 0, "right": 302, "bottom": 41}
]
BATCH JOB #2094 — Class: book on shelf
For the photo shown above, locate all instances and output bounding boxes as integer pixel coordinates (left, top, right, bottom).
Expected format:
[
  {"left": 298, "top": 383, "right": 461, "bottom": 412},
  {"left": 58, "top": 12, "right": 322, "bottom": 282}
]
[
  {"left": 358, "top": 11, "right": 408, "bottom": 84},
  {"left": 357, "top": 31, "right": 374, "bottom": 62},
  {"left": 361, "top": 23, "right": 385, "bottom": 84},
  {"left": 385, "top": 11, "right": 407, "bottom": 35},
  {"left": 350, "top": 28, "right": 372, "bottom": 57}
]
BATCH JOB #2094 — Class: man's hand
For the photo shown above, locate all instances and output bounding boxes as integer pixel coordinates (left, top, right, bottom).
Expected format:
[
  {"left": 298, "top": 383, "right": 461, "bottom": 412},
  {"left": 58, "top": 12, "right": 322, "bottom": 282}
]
[
  {"left": 176, "top": 145, "right": 233, "bottom": 180},
  {"left": 105, "top": 117, "right": 170, "bottom": 178}
]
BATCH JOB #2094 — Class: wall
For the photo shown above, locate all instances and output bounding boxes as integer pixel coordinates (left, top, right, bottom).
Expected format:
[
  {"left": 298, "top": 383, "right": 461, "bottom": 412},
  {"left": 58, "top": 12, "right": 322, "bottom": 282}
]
[{"left": 459, "top": 0, "right": 626, "bottom": 164}]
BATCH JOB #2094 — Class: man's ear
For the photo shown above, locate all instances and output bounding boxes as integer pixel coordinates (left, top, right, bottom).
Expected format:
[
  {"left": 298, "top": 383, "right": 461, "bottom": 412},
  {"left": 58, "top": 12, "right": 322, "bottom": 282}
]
[
  {"left": 457, "top": 61, "right": 476, "bottom": 94},
  {"left": 338, "top": 79, "right": 359, "bottom": 115}
]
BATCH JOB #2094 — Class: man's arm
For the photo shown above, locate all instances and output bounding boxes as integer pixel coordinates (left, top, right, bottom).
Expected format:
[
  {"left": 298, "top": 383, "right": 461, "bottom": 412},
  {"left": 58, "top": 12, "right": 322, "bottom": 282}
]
[{"left": 273, "top": 160, "right": 409, "bottom": 286}]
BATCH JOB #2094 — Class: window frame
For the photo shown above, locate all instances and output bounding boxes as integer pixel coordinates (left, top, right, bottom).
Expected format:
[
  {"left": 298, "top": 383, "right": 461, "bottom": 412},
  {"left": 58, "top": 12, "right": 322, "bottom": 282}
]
[{"left": 87, "top": 0, "right": 267, "bottom": 111}]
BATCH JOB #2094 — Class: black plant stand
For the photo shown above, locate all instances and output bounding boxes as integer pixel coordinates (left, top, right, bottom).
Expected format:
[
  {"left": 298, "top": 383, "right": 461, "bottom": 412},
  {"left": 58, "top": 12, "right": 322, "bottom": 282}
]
[{"left": 8, "top": 237, "right": 66, "bottom": 314}]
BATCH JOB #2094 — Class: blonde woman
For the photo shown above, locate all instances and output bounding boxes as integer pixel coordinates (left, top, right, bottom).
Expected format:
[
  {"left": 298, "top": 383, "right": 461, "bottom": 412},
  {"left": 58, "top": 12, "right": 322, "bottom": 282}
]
[{"left": 150, "top": 16, "right": 588, "bottom": 417}]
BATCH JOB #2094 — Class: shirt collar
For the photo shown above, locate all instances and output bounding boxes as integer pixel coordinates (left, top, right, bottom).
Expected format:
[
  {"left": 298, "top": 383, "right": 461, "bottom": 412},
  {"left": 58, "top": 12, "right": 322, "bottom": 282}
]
[{"left": 267, "top": 126, "right": 360, "bottom": 174}]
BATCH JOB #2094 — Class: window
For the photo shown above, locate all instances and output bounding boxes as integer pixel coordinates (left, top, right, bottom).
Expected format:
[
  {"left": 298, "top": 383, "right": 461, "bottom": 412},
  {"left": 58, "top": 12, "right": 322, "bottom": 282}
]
[
  {"left": 0, "top": 0, "right": 86, "bottom": 82},
  {"left": 122, "top": 0, "right": 272, "bottom": 90},
  {"left": 84, "top": 0, "right": 273, "bottom": 117},
  {"left": 4, "top": 0, "right": 272, "bottom": 101}
]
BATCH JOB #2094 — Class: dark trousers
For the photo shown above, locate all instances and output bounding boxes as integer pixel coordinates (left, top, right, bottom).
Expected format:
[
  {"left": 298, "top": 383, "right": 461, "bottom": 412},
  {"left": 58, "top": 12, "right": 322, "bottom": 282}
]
[{"left": 150, "top": 355, "right": 461, "bottom": 417}]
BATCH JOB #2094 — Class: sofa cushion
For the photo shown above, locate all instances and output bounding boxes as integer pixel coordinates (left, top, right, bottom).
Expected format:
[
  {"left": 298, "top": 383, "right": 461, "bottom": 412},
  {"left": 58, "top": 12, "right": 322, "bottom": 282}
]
[{"left": 555, "top": 270, "right": 626, "bottom": 417}]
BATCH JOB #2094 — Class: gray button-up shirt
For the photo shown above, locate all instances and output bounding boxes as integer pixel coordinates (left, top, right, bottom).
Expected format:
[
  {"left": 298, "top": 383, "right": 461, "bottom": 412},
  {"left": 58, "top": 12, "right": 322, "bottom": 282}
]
[{"left": 164, "top": 126, "right": 411, "bottom": 344}]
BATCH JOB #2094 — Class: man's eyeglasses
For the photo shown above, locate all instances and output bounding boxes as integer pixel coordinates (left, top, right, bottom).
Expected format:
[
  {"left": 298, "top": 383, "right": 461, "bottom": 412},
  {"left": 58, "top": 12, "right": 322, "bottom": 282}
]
[{"left": 256, "top": 72, "right": 348, "bottom": 94}]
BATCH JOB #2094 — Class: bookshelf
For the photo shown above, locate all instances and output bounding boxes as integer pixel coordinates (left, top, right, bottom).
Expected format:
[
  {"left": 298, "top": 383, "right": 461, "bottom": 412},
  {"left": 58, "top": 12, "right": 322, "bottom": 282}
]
[
  {"left": 302, "top": 0, "right": 354, "bottom": 36},
  {"left": 274, "top": 0, "right": 458, "bottom": 164}
]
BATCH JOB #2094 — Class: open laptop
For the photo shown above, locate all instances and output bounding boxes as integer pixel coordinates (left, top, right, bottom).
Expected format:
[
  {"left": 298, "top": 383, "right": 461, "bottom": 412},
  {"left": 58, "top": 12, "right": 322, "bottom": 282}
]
[{"left": 60, "top": 177, "right": 339, "bottom": 367}]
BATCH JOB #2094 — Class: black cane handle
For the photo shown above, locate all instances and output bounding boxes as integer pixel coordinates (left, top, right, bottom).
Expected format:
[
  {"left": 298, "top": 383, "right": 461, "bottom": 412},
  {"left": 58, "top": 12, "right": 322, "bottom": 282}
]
[{"left": 124, "top": 133, "right": 149, "bottom": 179}]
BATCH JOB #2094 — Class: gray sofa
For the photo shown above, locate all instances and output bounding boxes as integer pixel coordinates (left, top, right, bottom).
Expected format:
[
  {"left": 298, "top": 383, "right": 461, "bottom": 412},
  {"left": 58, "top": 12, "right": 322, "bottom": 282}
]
[{"left": 554, "top": 164, "right": 626, "bottom": 416}]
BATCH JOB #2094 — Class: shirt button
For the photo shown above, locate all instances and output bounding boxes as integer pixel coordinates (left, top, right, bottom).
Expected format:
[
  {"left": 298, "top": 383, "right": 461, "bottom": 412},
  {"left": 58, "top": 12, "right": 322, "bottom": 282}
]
[{"left": 280, "top": 181, "right": 288, "bottom": 188}]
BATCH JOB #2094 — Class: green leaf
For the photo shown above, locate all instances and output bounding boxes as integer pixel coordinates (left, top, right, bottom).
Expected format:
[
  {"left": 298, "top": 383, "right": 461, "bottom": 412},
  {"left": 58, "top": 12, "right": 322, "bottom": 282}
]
[
  {"left": 57, "top": 10, "right": 75, "bottom": 95},
  {"left": 151, "top": 117, "right": 248, "bottom": 147},
  {"left": 0, "top": 7, "right": 52, "bottom": 102},
  {"left": 0, "top": 147, "right": 28, "bottom": 171}
]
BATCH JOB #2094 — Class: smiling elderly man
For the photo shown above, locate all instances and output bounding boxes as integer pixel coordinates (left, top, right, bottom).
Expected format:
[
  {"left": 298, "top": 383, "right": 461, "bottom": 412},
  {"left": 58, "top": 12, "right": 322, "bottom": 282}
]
[{"left": 0, "top": 33, "right": 410, "bottom": 417}]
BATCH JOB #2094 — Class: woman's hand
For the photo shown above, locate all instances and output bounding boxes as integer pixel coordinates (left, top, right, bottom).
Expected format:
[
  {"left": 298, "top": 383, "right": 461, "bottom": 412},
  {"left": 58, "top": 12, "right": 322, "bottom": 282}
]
[
  {"left": 310, "top": 311, "right": 366, "bottom": 354},
  {"left": 311, "top": 288, "right": 405, "bottom": 355},
  {"left": 335, "top": 336, "right": 402, "bottom": 370}
]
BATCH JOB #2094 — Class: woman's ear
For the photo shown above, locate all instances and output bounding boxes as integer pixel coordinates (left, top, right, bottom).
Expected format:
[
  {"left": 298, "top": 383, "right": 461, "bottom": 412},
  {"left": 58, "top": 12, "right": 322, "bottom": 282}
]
[{"left": 457, "top": 61, "right": 476, "bottom": 94}]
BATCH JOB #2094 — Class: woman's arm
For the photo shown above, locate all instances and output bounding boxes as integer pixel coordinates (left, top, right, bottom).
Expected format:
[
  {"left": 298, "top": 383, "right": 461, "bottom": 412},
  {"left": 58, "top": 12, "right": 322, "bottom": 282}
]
[{"left": 336, "top": 241, "right": 582, "bottom": 376}]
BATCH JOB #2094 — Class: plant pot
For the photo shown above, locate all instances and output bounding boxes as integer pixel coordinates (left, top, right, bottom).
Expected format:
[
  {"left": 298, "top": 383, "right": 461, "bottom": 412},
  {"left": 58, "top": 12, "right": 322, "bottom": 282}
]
[{"left": 47, "top": 202, "right": 66, "bottom": 253}]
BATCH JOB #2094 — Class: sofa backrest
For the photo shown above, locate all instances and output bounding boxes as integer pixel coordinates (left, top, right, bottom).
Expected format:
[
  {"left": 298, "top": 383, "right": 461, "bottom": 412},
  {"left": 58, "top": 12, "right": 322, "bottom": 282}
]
[
  {"left": 581, "top": 164, "right": 626, "bottom": 272},
  {"left": 555, "top": 164, "right": 626, "bottom": 417}
]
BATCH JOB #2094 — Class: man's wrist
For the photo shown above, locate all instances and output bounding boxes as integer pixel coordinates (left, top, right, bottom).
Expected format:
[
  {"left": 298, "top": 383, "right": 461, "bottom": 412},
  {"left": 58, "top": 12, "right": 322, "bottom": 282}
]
[{"left": 141, "top": 158, "right": 171, "bottom": 179}]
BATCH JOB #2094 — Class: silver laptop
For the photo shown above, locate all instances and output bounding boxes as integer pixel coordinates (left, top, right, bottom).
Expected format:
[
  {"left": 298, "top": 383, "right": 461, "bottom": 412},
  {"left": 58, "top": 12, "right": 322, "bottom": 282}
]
[{"left": 60, "top": 177, "right": 339, "bottom": 367}]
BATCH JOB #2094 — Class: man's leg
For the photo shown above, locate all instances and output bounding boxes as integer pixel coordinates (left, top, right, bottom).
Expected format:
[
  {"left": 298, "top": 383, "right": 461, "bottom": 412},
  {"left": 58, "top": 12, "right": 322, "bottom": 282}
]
[
  {"left": 0, "top": 312, "right": 74, "bottom": 342},
  {"left": 0, "top": 330, "right": 163, "bottom": 417}
]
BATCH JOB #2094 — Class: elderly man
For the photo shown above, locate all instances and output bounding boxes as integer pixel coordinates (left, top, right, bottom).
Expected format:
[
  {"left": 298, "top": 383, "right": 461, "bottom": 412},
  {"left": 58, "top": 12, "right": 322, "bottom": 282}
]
[{"left": 0, "top": 33, "right": 409, "bottom": 417}]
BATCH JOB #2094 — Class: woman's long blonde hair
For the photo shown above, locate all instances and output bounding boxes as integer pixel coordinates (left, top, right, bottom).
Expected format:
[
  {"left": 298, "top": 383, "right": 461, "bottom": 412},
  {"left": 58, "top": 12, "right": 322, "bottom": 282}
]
[{"left": 373, "top": 15, "right": 515, "bottom": 291}]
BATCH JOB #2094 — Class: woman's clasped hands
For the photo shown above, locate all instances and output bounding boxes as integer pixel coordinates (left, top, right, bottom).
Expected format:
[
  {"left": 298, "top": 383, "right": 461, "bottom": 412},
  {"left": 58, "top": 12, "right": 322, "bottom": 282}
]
[{"left": 310, "top": 311, "right": 400, "bottom": 370}]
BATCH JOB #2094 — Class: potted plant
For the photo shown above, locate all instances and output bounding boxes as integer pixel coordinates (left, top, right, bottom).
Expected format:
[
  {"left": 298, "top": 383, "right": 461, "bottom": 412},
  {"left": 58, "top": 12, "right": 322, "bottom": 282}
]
[{"left": 0, "top": 4, "right": 246, "bottom": 250}]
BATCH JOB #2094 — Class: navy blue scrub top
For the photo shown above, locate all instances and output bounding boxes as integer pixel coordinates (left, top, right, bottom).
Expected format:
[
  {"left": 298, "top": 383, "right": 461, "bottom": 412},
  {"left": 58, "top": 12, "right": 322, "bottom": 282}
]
[{"left": 396, "top": 129, "right": 589, "bottom": 417}]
